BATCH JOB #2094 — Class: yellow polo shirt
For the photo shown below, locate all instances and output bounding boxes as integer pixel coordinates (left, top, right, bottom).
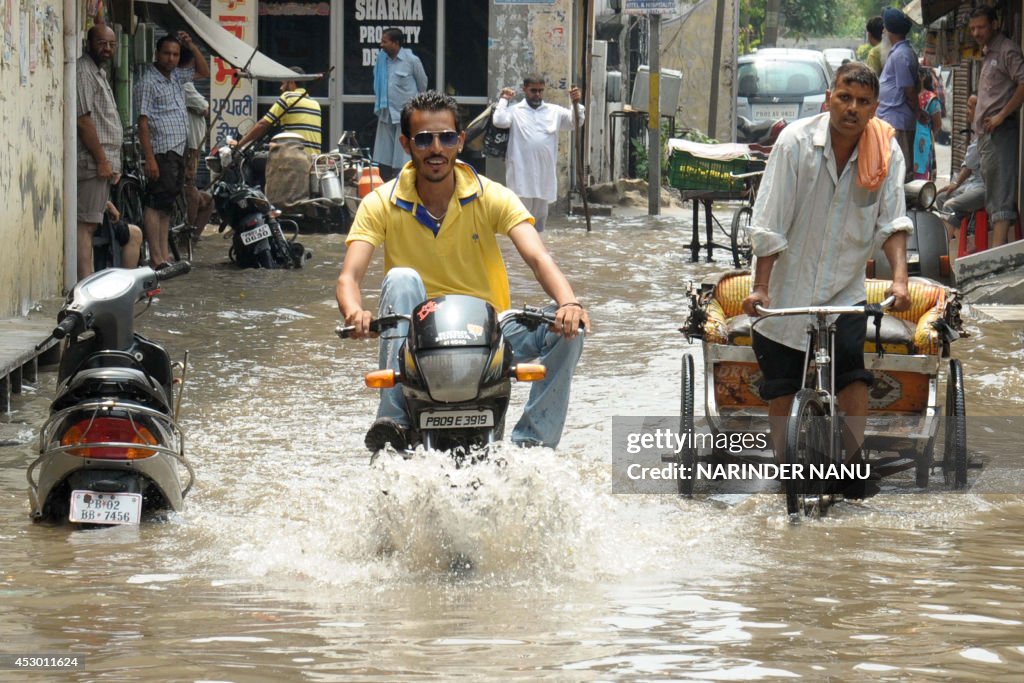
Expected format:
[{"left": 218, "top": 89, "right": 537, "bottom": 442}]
[{"left": 346, "top": 161, "right": 534, "bottom": 311}]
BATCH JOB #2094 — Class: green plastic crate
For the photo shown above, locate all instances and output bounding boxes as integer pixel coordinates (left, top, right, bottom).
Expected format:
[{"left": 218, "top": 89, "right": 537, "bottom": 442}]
[{"left": 667, "top": 150, "right": 750, "bottom": 192}]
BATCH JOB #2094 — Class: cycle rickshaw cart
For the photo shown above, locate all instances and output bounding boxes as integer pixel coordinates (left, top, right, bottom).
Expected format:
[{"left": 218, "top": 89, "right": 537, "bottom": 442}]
[
  {"left": 666, "top": 139, "right": 770, "bottom": 268},
  {"left": 677, "top": 272, "right": 971, "bottom": 515}
]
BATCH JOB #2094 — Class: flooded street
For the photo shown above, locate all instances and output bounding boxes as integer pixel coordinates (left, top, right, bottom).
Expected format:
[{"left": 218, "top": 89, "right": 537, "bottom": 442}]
[{"left": 1, "top": 212, "right": 1023, "bottom": 681}]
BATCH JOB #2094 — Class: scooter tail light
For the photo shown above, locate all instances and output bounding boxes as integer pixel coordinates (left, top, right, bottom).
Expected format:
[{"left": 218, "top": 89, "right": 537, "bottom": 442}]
[
  {"left": 59, "top": 417, "right": 158, "bottom": 459},
  {"left": 365, "top": 369, "right": 397, "bottom": 389},
  {"left": 513, "top": 363, "right": 547, "bottom": 382}
]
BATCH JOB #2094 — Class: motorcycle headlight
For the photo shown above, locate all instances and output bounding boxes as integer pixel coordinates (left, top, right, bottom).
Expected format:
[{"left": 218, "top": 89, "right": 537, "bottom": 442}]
[
  {"left": 904, "top": 180, "right": 936, "bottom": 210},
  {"left": 418, "top": 349, "right": 488, "bottom": 403}
]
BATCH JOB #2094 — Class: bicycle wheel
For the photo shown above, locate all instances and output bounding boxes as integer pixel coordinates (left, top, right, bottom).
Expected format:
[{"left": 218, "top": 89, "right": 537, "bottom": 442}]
[
  {"left": 730, "top": 206, "right": 753, "bottom": 269},
  {"left": 677, "top": 353, "right": 697, "bottom": 496},
  {"left": 942, "top": 358, "right": 967, "bottom": 489},
  {"left": 112, "top": 177, "right": 144, "bottom": 227},
  {"left": 168, "top": 192, "right": 192, "bottom": 262},
  {"left": 784, "top": 389, "right": 830, "bottom": 516}
]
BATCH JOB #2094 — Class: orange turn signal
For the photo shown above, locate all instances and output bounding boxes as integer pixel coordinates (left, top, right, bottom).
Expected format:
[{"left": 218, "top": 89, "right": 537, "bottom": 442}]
[
  {"left": 365, "top": 369, "right": 397, "bottom": 388},
  {"left": 513, "top": 363, "right": 546, "bottom": 382},
  {"left": 939, "top": 255, "right": 951, "bottom": 278}
]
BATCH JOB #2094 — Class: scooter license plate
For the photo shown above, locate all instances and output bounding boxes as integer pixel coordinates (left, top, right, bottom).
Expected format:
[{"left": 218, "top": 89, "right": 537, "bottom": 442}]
[
  {"left": 240, "top": 223, "right": 272, "bottom": 245},
  {"left": 69, "top": 490, "right": 142, "bottom": 525},
  {"left": 420, "top": 409, "right": 494, "bottom": 430}
]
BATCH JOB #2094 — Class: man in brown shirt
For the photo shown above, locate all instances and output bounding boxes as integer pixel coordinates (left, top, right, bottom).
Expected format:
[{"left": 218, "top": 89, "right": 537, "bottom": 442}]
[{"left": 970, "top": 6, "right": 1024, "bottom": 247}]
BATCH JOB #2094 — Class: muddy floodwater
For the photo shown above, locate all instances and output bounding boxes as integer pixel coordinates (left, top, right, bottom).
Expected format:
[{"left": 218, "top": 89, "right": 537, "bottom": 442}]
[{"left": 1, "top": 211, "right": 1023, "bottom": 681}]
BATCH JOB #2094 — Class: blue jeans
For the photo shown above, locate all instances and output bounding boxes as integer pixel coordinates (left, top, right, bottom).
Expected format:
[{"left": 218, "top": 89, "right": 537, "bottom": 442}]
[{"left": 375, "top": 268, "right": 584, "bottom": 448}]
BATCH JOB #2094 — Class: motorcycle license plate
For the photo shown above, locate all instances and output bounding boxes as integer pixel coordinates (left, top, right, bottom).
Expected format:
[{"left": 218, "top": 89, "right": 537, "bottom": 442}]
[
  {"left": 69, "top": 490, "right": 142, "bottom": 525},
  {"left": 420, "top": 409, "right": 494, "bottom": 430},
  {"left": 240, "top": 223, "right": 272, "bottom": 245}
]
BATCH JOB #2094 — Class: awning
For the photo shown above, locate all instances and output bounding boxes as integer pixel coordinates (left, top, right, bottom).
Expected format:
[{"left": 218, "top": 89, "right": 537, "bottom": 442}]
[
  {"left": 162, "top": 0, "right": 321, "bottom": 81},
  {"left": 903, "top": 0, "right": 963, "bottom": 27}
]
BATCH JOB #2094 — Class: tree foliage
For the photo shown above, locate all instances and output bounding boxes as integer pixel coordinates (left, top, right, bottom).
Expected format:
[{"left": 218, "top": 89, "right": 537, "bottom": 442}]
[{"left": 739, "top": 0, "right": 899, "bottom": 50}]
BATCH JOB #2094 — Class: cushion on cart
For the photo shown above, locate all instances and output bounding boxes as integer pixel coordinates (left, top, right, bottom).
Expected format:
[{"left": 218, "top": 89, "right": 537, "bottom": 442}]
[{"left": 704, "top": 273, "right": 947, "bottom": 354}]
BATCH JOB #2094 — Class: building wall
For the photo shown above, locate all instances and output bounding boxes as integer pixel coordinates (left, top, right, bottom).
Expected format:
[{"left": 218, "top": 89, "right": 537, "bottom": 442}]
[
  {"left": 660, "top": 0, "right": 738, "bottom": 141},
  {"left": 0, "top": 1, "right": 66, "bottom": 317}
]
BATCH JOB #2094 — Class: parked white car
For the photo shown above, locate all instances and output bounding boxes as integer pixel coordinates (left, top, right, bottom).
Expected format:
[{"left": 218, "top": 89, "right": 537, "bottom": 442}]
[
  {"left": 822, "top": 47, "right": 857, "bottom": 72},
  {"left": 736, "top": 48, "right": 833, "bottom": 124}
]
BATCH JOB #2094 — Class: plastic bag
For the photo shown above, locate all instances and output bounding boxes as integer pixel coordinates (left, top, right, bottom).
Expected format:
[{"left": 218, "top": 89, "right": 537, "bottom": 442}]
[{"left": 482, "top": 114, "right": 509, "bottom": 159}]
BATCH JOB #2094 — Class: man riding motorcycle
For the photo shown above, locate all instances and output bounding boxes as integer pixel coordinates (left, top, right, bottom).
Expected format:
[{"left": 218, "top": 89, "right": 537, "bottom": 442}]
[{"left": 335, "top": 90, "right": 589, "bottom": 452}]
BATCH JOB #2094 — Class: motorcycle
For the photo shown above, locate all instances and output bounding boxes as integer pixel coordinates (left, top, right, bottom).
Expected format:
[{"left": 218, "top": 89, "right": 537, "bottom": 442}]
[
  {"left": 736, "top": 116, "right": 787, "bottom": 150},
  {"left": 27, "top": 266, "right": 195, "bottom": 525},
  {"left": 205, "top": 144, "right": 311, "bottom": 269},
  {"left": 337, "top": 294, "right": 555, "bottom": 458}
]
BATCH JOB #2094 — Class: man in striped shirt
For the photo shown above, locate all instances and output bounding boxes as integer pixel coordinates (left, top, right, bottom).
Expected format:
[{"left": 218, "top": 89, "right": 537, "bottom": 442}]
[{"left": 235, "top": 69, "right": 322, "bottom": 154}]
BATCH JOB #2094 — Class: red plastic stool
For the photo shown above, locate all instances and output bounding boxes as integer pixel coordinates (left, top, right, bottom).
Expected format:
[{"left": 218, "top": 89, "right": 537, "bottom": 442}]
[{"left": 958, "top": 210, "right": 1023, "bottom": 257}]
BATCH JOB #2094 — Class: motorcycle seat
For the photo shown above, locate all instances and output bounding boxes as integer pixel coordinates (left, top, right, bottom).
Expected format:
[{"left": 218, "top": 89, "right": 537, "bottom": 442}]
[{"left": 52, "top": 367, "right": 171, "bottom": 412}]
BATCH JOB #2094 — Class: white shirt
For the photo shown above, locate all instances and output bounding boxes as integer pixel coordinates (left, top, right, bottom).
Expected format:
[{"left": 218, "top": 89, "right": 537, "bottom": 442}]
[
  {"left": 749, "top": 113, "right": 913, "bottom": 350},
  {"left": 492, "top": 98, "right": 583, "bottom": 202}
]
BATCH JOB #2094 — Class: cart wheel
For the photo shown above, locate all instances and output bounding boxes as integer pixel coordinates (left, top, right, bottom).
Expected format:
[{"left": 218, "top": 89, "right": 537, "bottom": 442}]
[
  {"left": 943, "top": 358, "right": 967, "bottom": 489},
  {"left": 730, "top": 207, "right": 753, "bottom": 269},
  {"left": 677, "top": 353, "right": 697, "bottom": 496},
  {"left": 784, "top": 389, "right": 830, "bottom": 516}
]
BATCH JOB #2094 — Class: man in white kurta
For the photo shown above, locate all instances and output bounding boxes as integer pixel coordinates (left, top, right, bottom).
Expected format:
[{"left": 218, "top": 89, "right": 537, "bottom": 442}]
[{"left": 492, "top": 75, "right": 583, "bottom": 232}]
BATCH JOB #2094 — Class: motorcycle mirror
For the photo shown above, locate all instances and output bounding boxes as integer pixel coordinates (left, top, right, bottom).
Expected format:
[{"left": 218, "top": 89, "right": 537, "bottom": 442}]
[
  {"left": 235, "top": 117, "right": 256, "bottom": 136},
  {"left": 904, "top": 180, "right": 936, "bottom": 211}
]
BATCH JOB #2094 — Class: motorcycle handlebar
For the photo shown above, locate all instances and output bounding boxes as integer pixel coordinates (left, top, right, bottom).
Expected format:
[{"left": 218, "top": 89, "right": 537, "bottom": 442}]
[
  {"left": 335, "top": 313, "right": 411, "bottom": 339},
  {"left": 37, "top": 313, "right": 81, "bottom": 350},
  {"left": 51, "top": 314, "right": 80, "bottom": 341},
  {"left": 154, "top": 261, "right": 192, "bottom": 282},
  {"left": 336, "top": 306, "right": 584, "bottom": 339}
]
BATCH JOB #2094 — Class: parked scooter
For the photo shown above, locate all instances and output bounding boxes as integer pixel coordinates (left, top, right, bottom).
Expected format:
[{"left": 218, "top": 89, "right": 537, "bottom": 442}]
[
  {"left": 27, "top": 266, "right": 195, "bottom": 525},
  {"left": 206, "top": 144, "right": 311, "bottom": 269},
  {"left": 337, "top": 295, "right": 556, "bottom": 458},
  {"left": 870, "top": 180, "right": 951, "bottom": 283}
]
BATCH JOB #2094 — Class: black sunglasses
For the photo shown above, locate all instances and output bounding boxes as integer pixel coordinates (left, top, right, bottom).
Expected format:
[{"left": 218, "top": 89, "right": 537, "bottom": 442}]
[{"left": 411, "top": 130, "right": 460, "bottom": 149}]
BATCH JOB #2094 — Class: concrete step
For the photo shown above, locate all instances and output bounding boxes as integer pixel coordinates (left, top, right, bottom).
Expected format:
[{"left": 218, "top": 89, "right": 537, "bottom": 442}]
[
  {"left": 0, "top": 318, "right": 61, "bottom": 413},
  {"left": 568, "top": 202, "right": 613, "bottom": 216}
]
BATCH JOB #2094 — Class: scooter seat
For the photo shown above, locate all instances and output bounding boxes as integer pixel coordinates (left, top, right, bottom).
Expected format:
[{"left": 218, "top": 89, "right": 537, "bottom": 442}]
[{"left": 52, "top": 367, "right": 171, "bottom": 412}]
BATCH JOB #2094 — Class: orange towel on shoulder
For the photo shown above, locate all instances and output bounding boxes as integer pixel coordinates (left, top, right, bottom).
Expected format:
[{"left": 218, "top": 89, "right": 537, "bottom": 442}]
[{"left": 856, "top": 117, "right": 896, "bottom": 191}]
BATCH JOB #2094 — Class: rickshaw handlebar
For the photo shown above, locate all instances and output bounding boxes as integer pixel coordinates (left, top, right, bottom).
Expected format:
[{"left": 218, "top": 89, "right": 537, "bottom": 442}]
[{"left": 753, "top": 296, "right": 896, "bottom": 318}]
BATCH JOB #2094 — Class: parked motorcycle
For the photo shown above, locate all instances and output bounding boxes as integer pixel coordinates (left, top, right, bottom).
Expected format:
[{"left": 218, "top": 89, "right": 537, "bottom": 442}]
[
  {"left": 27, "top": 266, "right": 195, "bottom": 525},
  {"left": 206, "top": 144, "right": 311, "bottom": 269},
  {"left": 736, "top": 116, "right": 787, "bottom": 150},
  {"left": 337, "top": 294, "right": 555, "bottom": 458}
]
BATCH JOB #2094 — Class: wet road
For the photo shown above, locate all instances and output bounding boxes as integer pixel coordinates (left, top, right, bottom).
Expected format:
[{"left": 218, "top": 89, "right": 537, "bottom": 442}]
[{"left": 1, "top": 211, "right": 1022, "bottom": 681}]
